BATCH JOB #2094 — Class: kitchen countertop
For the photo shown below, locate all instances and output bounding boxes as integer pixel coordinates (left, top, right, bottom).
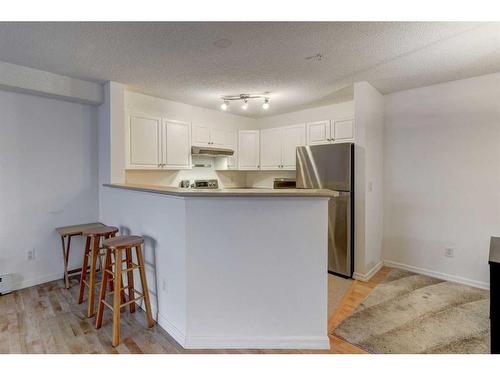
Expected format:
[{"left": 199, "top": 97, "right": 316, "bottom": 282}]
[
  {"left": 490, "top": 237, "right": 500, "bottom": 264},
  {"left": 103, "top": 183, "right": 335, "bottom": 198}
]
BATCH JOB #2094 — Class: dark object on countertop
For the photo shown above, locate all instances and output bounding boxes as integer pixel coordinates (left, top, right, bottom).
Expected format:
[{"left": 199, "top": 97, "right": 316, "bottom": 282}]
[
  {"left": 273, "top": 178, "right": 296, "bottom": 189},
  {"left": 489, "top": 236, "right": 500, "bottom": 354}
]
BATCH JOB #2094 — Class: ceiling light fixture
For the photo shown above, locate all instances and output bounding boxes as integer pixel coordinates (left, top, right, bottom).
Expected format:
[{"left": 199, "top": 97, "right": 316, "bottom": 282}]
[
  {"left": 262, "top": 98, "right": 270, "bottom": 110},
  {"left": 219, "top": 94, "right": 270, "bottom": 111}
]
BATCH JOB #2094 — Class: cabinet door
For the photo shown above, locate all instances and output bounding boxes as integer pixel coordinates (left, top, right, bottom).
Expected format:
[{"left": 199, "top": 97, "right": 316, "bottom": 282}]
[
  {"left": 260, "top": 128, "right": 283, "bottom": 170},
  {"left": 332, "top": 119, "right": 355, "bottom": 143},
  {"left": 226, "top": 130, "right": 238, "bottom": 169},
  {"left": 282, "top": 124, "right": 306, "bottom": 170},
  {"left": 127, "top": 114, "right": 161, "bottom": 169},
  {"left": 163, "top": 119, "right": 191, "bottom": 169},
  {"left": 306, "top": 120, "right": 331, "bottom": 145},
  {"left": 210, "top": 128, "right": 229, "bottom": 148},
  {"left": 238, "top": 130, "right": 260, "bottom": 170},
  {"left": 192, "top": 124, "right": 211, "bottom": 146}
]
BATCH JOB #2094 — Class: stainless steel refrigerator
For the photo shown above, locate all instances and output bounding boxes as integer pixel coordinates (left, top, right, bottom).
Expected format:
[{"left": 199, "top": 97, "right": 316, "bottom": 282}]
[{"left": 296, "top": 143, "right": 354, "bottom": 278}]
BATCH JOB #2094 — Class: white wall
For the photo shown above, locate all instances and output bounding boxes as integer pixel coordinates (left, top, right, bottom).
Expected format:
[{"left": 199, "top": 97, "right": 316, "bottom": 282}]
[
  {"left": 353, "top": 82, "right": 385, "bottom": 278},
  {"left": 256, "top": 101, "right": 354, "bottom": 129},
  {"left": 383, "top": 73, "right": 500, "bottom": 288},
  {"left": 0, "top": 89, "right": 98, "bottom": 290},
  {"left": 124, "top": 91, "right": 256, "bottom": 188}
]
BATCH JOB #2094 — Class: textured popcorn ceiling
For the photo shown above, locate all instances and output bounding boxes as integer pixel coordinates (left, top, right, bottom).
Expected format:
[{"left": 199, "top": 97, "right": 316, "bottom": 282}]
[{"left": 0, "top": 22, "right": 498, "bottom": 117}]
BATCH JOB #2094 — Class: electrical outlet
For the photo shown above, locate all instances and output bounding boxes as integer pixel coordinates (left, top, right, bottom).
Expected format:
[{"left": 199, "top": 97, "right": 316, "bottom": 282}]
[
  {"left": 445, "top": 248, "right": 454, "bottom": 258},
  {"left": 28, "top": 249, "right": 35, "bottom": 260},
  {"left": 162, "top": 278, "right": 168, "bottom": 293}
]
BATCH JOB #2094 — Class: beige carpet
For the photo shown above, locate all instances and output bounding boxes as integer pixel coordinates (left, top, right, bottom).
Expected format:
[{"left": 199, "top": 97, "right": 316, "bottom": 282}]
[
  {"left": 328, "top": 274, "right": 353, "bottom": 318},
  {"left": 332, "top": 269, "right": 490, "bottom": 354}
]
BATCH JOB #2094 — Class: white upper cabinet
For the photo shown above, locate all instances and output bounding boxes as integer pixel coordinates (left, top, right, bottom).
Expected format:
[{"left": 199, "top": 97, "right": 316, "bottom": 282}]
[
  {"left": 238, "top": 130, "right": 260, "bottom": 170},
  {"left": 332, "top": 118, "right": 355, "bottom": 143},
  {"left": 163, "top": 119, "right": 191, "bottom": 169},
  {"left": 192, "top": 124, "right": 211, "bottom": 147},
  {"left": 260, "top": 124, "right": 306, "bottom": 170},
  {"left": 210, "top": 128, "right": 229, "bottom": 148},
  {"left": 260, "top": 128, "right": 283, "bottom": 170},
  {"left": 306, "top": 120, "right": 331, "bottom": 145},
  {"left": 126, "top": 114, "right": 162, "bottom": 169},
  {"left": 192, "top": 124, "right": 235, "bottom": 149},
  {"left": 126, "top": 113, "right": 192, "bottom": 170},
  {"left": 306, "top": 118, "right": 354, "bottom": 145},
  {"left": 282, "top": 124, "right": 306, "bottom": 169}
]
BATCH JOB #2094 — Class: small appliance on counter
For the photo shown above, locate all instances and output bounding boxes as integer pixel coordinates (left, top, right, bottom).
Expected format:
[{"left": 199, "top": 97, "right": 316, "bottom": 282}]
[
  {"left": 273, "top": 178, "right": 296, "bottom": 189},
  {"left": 191, "top": 179, "right": 219, "bottom": 189}
]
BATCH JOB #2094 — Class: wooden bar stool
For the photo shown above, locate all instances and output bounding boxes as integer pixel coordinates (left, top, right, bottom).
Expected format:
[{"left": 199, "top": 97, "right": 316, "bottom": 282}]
[
  {"left": 96, "top": 235, "right": 154, "bottom": 347},
  {"left": 78, "top": 225, "right": 120, "bottom": 318},
  {"left": 55, "top": 222, "right": 105, "bottom": 288}
]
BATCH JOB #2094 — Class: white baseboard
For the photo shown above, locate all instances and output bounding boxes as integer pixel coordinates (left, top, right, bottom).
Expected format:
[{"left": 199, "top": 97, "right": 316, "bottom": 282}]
[
  {"left": 156, "top": 313, "right": 186, "bottom": 347},
  {"left": 183, "top": 335, "right": 330, "bottom": 350},
  {"left": 12, "top": 272, "right": 63, "bottom": 291},
  {"left": 353, "top": 260, "right": 383, "bottom": 282},
  {"left": 383, "top": 260, "right": 490, "bottom": 290},
  {"left": 134, "top": 292, "right": 329, "bottom": 350}
]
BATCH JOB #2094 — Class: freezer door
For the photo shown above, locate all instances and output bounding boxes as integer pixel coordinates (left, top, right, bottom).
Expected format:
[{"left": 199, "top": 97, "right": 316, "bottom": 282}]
[
  {"left": 296, "top": 143, "right": 352, "bottom": 191},
  {"left": 328, "top": 192, "right": 352, "bottom": 277}
]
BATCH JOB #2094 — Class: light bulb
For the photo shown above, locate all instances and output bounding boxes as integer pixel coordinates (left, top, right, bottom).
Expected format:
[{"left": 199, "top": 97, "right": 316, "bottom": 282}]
[
  {"left": 220, "top": 100, "right": 228, "bottom": 111},
  {"left": 241, "top": 100, "right": 248, "bottom": 110},
  {"left": 262, "top": 98, "right": 270, "bottom": 110}
]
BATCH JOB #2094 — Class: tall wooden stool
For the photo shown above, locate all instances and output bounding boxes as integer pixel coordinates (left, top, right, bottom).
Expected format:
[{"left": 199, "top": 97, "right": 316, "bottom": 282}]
[
  {"left": 96, "top": 235, "right": 154, "bottom": 347},
  {"left": 55, "top": 222, "right": 105, "bottom": 288},
  {"left": 78, "top": 225, "right": 120, "bottom": 318}
]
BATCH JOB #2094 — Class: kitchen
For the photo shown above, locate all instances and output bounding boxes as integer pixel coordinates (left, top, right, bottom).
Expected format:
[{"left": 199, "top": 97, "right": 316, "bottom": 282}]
[
  {"left": 100, "top": 86, "right": 362, "bottom": 349},
  {"left": 1, "top": 19, "right": 498, "bottom": 361}
]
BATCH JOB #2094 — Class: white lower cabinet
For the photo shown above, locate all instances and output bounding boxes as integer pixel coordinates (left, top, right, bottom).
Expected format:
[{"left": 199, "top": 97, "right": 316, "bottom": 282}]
[
  {"left": 238, "top": 130, "right": 260, "bottom": 170},
  {"left": 126, "top": 113, "right": 162, "bottom": 169},
  {"left": 127, "top": 113, "right": 191, "bottom": 170},
  {"left": 260, "top": 124, "right": 306, "bottom": 170},
  {"left": 163, "top": 119, "right": 191, "bottom": 169}
]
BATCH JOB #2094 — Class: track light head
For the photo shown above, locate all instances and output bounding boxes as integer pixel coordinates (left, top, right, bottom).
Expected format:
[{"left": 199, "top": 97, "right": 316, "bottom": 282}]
[{"left": 262, "top": 98, "right": 270, "bottom": 110}]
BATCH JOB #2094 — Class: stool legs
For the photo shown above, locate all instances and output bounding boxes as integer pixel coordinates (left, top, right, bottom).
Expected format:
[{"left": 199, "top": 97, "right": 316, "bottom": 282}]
[
  {"left": 87, "top": 235, "right": 100, "bottom": 318},
  {"left": 95, "top": 249, "right": 112, "bottom": 330},
  {"left": 78, "top": 236, "right": 91, "bottom": 304},
  {"left": 136, "top": 244, "right": 154, "bottom": 328},
  {"left": 125, "top": 247, "right": 136, "bottom": 313},
  {"left": 112, "top": 248, "right": 122, "bottom": 347}
]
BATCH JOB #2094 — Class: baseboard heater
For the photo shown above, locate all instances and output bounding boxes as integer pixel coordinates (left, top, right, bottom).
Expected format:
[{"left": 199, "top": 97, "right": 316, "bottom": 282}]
[{"left": 0, "top": 274, "right": 13, "bottom": 295}]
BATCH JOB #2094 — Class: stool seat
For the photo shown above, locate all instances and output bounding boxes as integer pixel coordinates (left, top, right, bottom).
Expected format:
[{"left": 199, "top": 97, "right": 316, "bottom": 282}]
[
  {"left": 82, "top": 225, "right": 119, "bottom": 237},
  {"left": 103, "top": 235, "right": 144, "bottom": 249}
]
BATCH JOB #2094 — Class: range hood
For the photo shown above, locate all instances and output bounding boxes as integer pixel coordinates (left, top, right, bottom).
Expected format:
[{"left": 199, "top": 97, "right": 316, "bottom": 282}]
[{"left": 191, "top": 146, "right": 234, "bottom": 157}]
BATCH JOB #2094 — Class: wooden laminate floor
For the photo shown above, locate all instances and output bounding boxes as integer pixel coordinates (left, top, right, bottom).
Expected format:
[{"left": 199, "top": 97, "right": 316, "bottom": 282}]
[{"left": 0, "top": 268, "right": 390, "bottom": 354}]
